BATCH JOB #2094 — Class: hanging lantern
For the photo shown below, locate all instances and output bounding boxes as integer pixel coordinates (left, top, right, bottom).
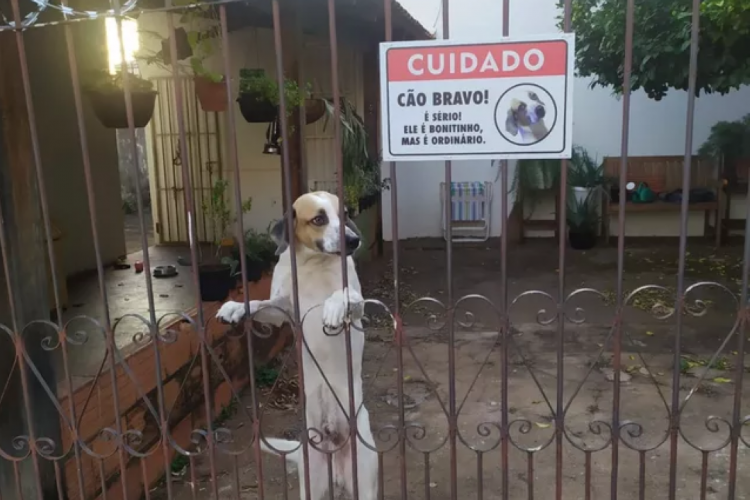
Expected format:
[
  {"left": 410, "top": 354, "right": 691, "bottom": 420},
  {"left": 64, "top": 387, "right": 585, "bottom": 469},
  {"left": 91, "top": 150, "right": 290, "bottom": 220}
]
[{"left": 263, "top": 115, "right": 282, "bottom": 155}]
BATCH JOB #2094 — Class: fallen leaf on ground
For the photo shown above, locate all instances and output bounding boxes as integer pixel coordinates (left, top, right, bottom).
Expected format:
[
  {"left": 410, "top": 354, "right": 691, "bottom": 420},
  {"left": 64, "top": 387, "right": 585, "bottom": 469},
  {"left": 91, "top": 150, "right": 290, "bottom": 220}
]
[
  {"left": 535, "top": 422, "right": 551, "bottom": 429},
  {"left": 713, "top": 377, "right": 732, "bottom": 384}
]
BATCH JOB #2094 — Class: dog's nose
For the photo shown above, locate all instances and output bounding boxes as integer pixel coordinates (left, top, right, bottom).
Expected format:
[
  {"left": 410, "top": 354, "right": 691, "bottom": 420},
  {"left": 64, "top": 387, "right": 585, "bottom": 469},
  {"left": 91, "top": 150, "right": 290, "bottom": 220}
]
[
  {"left": 534, "top": 105, "right": 546, "bottom": 119},
  {"left": 345, "top": 234, "right": 360, "bottom": 252}
]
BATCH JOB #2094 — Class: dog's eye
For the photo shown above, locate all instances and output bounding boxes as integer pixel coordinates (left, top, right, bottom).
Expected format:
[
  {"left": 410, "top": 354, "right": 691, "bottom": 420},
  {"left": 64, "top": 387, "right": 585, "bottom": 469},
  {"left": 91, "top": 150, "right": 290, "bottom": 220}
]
[{"left": 311, "top": 215, "right": 326, "bottom": 226}]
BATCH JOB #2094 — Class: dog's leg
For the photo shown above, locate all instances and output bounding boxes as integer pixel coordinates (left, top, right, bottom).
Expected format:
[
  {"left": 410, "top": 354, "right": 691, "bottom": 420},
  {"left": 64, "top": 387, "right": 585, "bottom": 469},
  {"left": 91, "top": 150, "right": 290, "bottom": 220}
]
[
  {"left": 322, "top": 287, "right": 365, "bottom": 329},
  {"left": 216, "top": 296, "right": 291, "bottom": 327},
  {"left": 260, "top": 438, "right": 327, "bottom": 500},
  {"left": 356, "top": 408, "right": 379, "bottom": 500}
]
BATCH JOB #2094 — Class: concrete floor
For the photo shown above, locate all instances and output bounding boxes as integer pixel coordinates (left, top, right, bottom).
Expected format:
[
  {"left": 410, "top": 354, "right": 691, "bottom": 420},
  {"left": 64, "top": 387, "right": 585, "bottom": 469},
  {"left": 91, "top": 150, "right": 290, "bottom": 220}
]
[
  {"left": 151, "top": 240, "right": 750, "bottom": 500},
  {"left": 62, "top": 244, "right": 200, "bottom": 387}
]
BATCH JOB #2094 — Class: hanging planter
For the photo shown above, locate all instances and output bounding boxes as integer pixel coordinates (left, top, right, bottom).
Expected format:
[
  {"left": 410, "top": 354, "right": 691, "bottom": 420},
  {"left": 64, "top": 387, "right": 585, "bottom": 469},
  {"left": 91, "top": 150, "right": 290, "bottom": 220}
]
[
  {"left": 236, "top": 68, "right": 310, "bottom": 124},
  {"left": 84, "top": 71, "right": 157, "bottom": 129},
  {"left": 236, "top": 92, "right": 278, "bottom": 123},
  {"left": 194, "top": 75, "right": 228, "bottom": 113},
  {"left": 305, "top": 98, "right": 326, "bottom": 124}
]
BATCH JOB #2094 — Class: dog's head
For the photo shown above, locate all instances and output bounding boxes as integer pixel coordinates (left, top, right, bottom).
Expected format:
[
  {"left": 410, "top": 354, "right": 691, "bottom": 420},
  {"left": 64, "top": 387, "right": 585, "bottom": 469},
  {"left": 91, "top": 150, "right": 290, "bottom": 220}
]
[
  {"left": 269, "top": 191, "right": 361, "bottom": 256},
  {"left": 505, "top": 92, "right": 547, "bottom": 136}
]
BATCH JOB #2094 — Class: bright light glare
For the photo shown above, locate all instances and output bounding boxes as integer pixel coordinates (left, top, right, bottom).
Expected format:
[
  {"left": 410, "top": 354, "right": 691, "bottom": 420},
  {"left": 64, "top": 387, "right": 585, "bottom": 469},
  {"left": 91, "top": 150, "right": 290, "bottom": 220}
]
[{"left": 105, "top": 17, "right": 140, "bottom": 75}]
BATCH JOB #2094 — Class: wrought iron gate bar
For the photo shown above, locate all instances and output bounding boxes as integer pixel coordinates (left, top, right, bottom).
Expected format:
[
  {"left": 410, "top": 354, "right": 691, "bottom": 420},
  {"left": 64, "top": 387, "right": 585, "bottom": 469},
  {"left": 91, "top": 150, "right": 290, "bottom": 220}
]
[{"left": 0, "top": 0, "right": 747, "bottom": 499}]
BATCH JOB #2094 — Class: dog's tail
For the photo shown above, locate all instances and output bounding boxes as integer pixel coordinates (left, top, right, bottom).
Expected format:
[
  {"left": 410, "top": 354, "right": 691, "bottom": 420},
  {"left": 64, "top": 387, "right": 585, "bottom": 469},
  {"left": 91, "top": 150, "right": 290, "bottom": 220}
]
[{"left": 260, "top": 438, "right": 302, "bottom": 468}]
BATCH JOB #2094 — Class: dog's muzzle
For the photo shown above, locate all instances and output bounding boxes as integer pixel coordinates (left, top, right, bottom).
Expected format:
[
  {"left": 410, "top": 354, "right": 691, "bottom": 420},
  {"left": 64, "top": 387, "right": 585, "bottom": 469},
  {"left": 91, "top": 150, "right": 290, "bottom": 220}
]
[{"left": 345, "top": 234, "right": 360, "bottom": 254}]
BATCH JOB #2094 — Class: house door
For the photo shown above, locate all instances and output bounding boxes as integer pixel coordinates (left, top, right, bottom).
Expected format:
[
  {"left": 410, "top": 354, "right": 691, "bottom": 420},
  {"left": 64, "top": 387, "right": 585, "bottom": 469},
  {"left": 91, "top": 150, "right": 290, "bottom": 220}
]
[{"left": 149, "top": 76, "right": 223, "bottom": 244}]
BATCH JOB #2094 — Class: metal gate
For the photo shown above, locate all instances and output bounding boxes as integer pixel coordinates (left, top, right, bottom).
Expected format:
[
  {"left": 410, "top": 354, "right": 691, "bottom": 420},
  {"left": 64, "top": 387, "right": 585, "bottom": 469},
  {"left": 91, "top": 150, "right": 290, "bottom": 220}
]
[
  {"left": 150, "top": 76, "right": 223, "bottom": 244},
  {"left": 0, "top": 0, "right": 747, "bottom": 499}
]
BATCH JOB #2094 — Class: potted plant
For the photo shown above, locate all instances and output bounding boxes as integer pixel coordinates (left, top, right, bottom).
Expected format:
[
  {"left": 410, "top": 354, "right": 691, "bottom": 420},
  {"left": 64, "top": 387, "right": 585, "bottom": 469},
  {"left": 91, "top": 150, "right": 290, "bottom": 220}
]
[
  {"left": 140, "top": 4, "right": 227, "bottom": 113},
  {"left": 567, "top": 192, "right": 600, "bottom": 250},
  {"left": 234, "top": 227, "right": 278, "bottom": 282},
  {"left": 237, "top": 68, "right": 322, "bottom": 124},
  {"left": 199, "top": 179, "right": 252, "bottom": 301},
  {"left": 510, "top": 157, "right": 560, "bottom": 218},
  {"left": 567, "top": 145, "right": 611, "bottom": 207},
  {"left": 184, "top": 6, "right": 227, "bottom": 112},
  {"left": 84, "top": 69, "right": 157, "bottom": 129}
]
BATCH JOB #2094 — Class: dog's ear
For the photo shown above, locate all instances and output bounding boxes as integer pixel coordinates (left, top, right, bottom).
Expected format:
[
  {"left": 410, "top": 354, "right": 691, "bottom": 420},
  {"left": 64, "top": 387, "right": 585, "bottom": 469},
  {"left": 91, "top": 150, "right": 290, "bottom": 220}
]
[
  {"left": 345, "top": 216, "right": 361, "bottom": 237},
  {"left": 505, "top": 110, "right": 519, "bottom": 136},
  {"left": 270, "top": 209, "right": 295, "bottom": 255}
]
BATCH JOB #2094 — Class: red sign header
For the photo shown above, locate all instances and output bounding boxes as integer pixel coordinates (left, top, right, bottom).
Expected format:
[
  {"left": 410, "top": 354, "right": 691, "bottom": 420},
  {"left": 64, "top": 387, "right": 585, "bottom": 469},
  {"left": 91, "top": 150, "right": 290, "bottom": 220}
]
[{"left": 386, "top": 40, "right": 567, "bottom": 82}]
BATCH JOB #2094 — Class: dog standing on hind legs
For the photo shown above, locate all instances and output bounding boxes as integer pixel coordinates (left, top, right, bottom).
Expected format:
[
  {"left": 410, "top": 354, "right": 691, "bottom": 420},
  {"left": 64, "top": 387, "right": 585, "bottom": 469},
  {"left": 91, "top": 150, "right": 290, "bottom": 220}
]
[{"left": 216, "top": 191, "right": 378, "bottom": 500}]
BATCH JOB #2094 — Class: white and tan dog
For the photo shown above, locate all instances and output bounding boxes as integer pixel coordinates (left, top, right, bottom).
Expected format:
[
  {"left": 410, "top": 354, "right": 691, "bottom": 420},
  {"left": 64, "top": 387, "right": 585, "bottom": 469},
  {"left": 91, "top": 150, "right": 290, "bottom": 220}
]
[{"left": 216, "top": 191, "right": 377, "bottom": 500}]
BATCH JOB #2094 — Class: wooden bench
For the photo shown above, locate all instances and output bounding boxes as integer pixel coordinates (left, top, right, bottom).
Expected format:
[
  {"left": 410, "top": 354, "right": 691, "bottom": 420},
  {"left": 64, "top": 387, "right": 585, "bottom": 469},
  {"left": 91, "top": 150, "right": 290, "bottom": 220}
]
[{"left": 602, "top": 156, "right": 723, "bottom": 246}]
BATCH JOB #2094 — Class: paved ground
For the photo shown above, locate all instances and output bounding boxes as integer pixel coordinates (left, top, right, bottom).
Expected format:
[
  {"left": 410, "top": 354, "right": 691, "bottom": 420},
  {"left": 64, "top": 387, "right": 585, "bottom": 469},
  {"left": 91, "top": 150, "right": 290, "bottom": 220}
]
[{"left": 150, "top": 239, "right": 750, "bottom": 500}]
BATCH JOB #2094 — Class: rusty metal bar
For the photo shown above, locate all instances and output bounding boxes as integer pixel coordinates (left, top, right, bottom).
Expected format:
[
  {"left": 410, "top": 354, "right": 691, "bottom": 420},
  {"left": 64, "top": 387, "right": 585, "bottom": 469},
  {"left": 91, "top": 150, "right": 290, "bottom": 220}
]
[
  {"left": 325, "top": 1, "right": 362, "bottom": 497},
  {"left": 500, "top": 0, "right": 510, "bottom": 498},
  {"left": 382, "top": 3, "right": 409, "bottom": 500},
  {"left": 557, "top": 1, "right": 572, "bottom": 498},
  {"left": 270, "top": 3, "right": 311, "bottom": 500},
  {"left": 217, "top": 4, "right": 266, "bottom": 499},
  {"left": 439, "top": 3, "right": 458, "bottom": 500},
  {"left": 612, "top": 0, "right": 635, "bottom": 497},
  {"left": 161, "top": 4, "right": 220, "bottom": 498},
  {"left": 669, "top": 0, "right": 701, "bottom": 496}
]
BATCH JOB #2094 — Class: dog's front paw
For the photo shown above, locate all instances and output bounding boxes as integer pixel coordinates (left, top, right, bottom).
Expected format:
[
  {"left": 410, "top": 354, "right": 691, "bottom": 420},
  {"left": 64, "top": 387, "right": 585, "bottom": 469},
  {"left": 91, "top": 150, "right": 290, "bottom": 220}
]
[
  {"left": 216, "top": 301, "right": 254, "bottom": 324},
  {"left": 322, "top": 288, "right": 364, "bottom": 329}
]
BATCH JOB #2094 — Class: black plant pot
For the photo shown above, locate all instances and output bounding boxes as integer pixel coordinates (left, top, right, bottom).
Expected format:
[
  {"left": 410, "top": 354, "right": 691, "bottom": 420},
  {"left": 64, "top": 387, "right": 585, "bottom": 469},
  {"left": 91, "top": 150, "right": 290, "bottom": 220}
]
[
  {"left": 237, "top": 92, "right": 278, "bottom": 123},
  {"left": 198, "top": 263, "right": 233, "bottom": 302},
  {"left": 87, "top": 90, "right": 158, "bottom": 129},
  {"left": 569, "top": 230, "right": 597, "bottom": 250},
  {"left": 160, "top": 27, "right": 192, "bottom": 63},
  {"left": 241, "top": 256, "right": 265, "bottom": 283}
]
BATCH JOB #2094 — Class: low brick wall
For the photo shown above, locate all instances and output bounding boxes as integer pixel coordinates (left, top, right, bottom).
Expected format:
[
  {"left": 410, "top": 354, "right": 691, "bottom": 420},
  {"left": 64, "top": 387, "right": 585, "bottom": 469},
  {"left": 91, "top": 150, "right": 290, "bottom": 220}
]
[{"left": 58, "top": 275, "right": 273, "bottom": 500}]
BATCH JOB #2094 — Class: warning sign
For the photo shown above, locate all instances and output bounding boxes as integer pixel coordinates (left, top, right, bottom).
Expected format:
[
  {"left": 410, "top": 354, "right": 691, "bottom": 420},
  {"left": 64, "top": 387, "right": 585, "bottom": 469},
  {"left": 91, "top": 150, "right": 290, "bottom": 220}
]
[{"left": 379, "top": 34, "right": 574, "bottom": 162}]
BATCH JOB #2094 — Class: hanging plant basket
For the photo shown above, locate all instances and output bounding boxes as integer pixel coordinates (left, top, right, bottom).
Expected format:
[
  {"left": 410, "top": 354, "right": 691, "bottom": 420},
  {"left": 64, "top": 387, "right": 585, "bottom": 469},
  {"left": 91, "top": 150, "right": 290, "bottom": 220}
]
[
  {"left": 194, "top": 75, "right": 228, "bottom": 113},
  {"left": 86, "top": 90, "right": 158, "bottom": 129},
  {"left": 305, "top": 98, "right": 326, "bottom": 124},
  {"left": 237, "top": 91, "right": 277, "bottom": 123}
]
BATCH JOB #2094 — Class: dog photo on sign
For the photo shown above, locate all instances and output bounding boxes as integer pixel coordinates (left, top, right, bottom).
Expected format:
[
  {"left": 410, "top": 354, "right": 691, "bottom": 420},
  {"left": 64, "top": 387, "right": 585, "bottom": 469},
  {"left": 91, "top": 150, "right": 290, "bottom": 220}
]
[{"left": 498, "top": 84, "right": 556, "bottom": 146}]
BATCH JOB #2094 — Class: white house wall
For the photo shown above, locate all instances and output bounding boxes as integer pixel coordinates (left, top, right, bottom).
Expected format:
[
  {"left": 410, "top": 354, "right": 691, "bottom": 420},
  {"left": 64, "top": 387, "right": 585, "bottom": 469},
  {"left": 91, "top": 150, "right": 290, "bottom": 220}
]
[
  {"left": 383, "top": 0, "right": 750, "bottom": 240},
  {"left": 138, "top": 14, "right": 363, "bottom": 238}
]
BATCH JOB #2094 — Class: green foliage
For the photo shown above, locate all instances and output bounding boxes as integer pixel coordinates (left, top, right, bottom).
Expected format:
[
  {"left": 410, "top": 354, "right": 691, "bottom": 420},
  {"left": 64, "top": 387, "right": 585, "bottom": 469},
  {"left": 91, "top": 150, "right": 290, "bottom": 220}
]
[
  {"left": 567, "top": 192, "right": 601, "bottom": 233},
  {"left": 255, "top": 365, "right": 279, "bottom": 388},
  {"left": 201, "top": 179, "right": 252, "bottom": 249},
  {"left": 567, "top": 146, "right": 604, "bottom": 188},
  {"left": 322, "top": 98, "right": 382, "bottom": 211},
  {"left": 243, "top": 227, "right": 278, "bottom": 265},
  {"left": 238, "top": 68, "right": 311, "bottom": 110},
  {"left": 84, "top": 69, "right": 153, "bottom": 93},
  {"left": 563, "top": 0, "right": 750, "bottom": 100},
  {"left": 698, "top": 113, "right": 750, "bottom": 161}
]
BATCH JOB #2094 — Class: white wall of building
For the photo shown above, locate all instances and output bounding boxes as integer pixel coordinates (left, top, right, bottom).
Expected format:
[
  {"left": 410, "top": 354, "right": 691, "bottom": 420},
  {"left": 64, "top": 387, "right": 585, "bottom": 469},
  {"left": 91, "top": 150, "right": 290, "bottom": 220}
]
[{"left": 383, "top": 0, "right": 750, "bottom": 240}]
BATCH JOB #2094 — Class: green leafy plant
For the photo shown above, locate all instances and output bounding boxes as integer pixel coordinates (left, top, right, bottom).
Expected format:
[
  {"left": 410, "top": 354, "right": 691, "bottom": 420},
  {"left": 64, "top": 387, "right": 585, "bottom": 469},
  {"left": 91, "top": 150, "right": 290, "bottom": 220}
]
[
  {"left": 84, "top": 69, "right": 154, "bottom": 93},
  {"left": 239, "top": 68, "right": 311, "bottom": 110},
  {"left": 243, "top": 226, "right": 278, "bottom": 267},
  {"left": 562, "top": 0, "right": 750, "bottom": 100},
  {"left": 568, "top": 146, "right": 603, "bottom": 188},
  {"left": 511, "top": 158, "right": 560, "bottom": 219},
  {"left": 322, "top": 98, "right": 382, "bottom": 212},
  {"left": 201, "top": 179, "right": 252, "bottom": 259},
  {"left": 698, "top": 114, "right": 750, "bottom": 162},
  {"left": 138, "top": 0, "right": 224, "bottom": 83},
  {"left": 567, "top": 192, "right": 601, "bottom": 234}
]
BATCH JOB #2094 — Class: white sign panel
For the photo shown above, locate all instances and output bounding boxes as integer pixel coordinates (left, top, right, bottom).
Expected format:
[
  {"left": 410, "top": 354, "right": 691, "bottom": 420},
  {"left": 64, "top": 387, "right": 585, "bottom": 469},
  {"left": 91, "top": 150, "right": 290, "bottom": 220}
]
[{"left": 379, "top": 34, "right": 574, "bottom": 162}]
